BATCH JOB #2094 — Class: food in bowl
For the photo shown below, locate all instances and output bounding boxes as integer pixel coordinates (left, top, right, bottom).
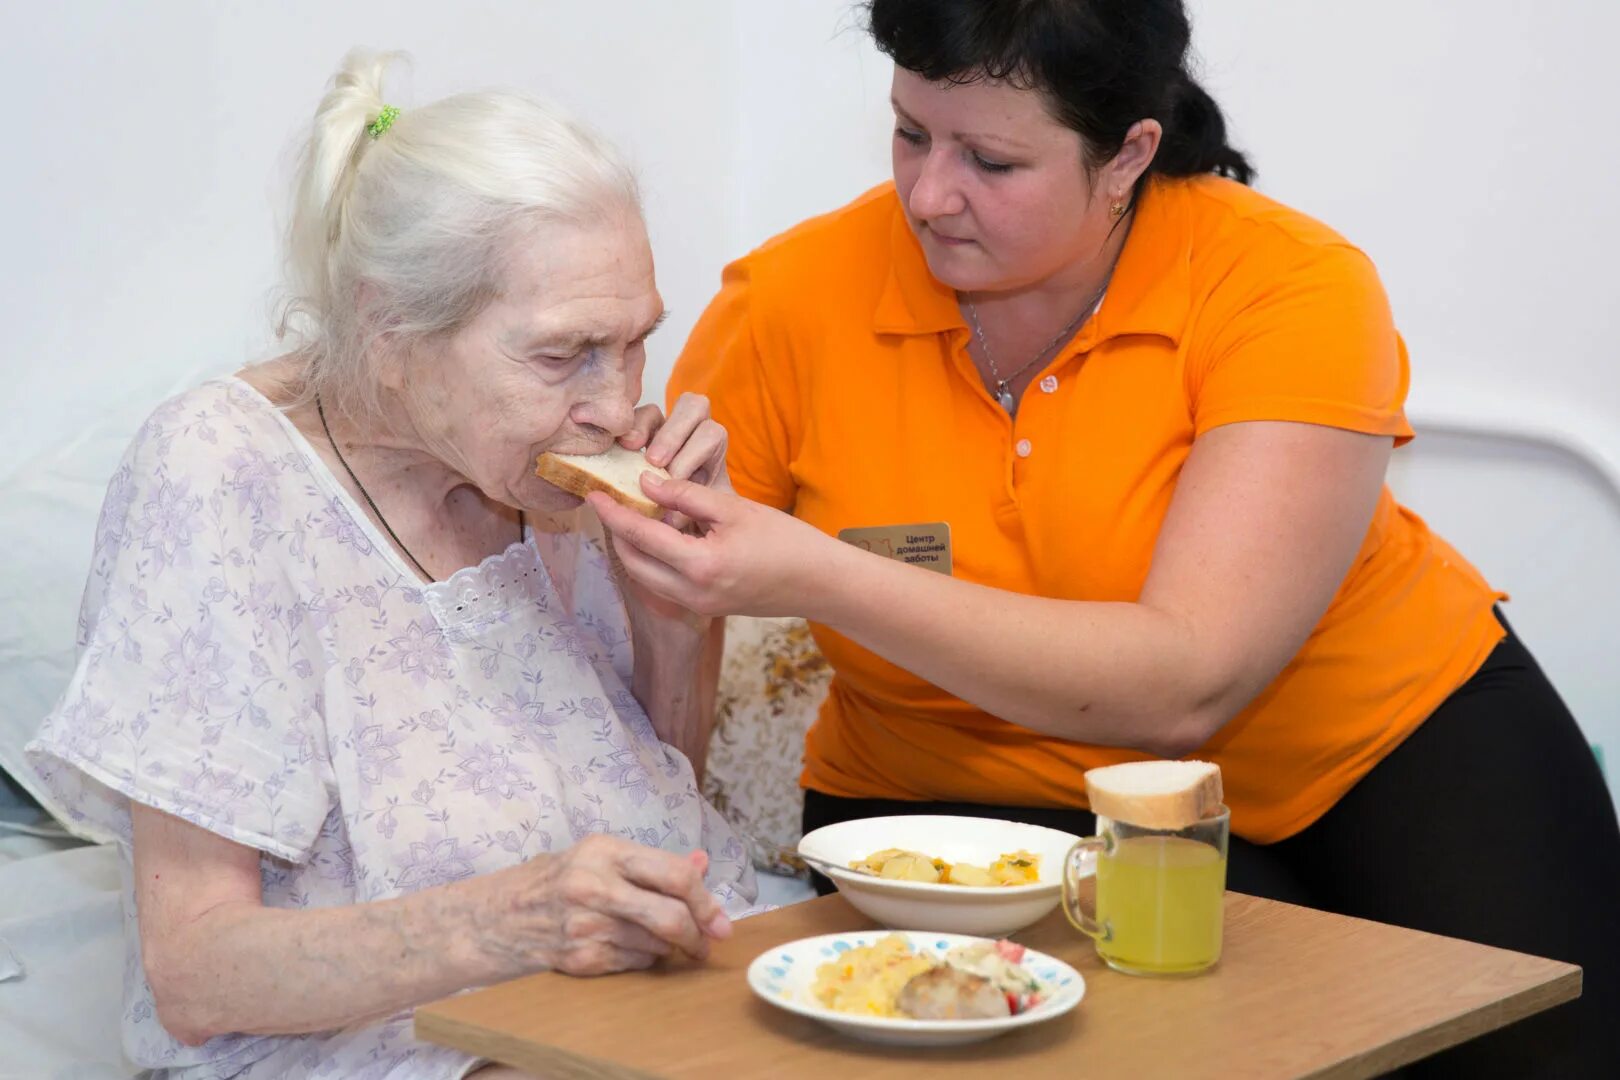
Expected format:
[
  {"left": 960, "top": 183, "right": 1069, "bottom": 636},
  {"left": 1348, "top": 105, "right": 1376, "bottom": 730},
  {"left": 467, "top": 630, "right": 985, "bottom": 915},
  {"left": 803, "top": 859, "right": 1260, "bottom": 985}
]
[
  {"left": 813, "top": 934, "right": 1045, "bottom": 1020},
  {"left": 850, "top": 848, "right": 1041, "bottom": 886},
  {"left": 798, "top": 816, "right": 1082, "bottom": 935}
]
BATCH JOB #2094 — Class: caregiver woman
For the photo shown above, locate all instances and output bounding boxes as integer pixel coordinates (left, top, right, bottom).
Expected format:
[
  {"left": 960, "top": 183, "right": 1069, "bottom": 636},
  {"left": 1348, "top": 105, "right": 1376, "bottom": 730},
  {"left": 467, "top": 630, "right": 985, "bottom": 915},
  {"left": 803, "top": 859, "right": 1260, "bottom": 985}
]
[{"left": 590, "top": 1, "right": 1620, "bottom": 1076}]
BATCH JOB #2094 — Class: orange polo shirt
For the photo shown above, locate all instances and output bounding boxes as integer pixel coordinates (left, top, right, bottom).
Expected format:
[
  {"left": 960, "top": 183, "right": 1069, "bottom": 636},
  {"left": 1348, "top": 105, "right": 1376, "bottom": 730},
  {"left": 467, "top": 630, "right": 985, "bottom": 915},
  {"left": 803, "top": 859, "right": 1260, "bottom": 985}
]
[{"left": 669, "top": 176, "right": 1505, "bottom": 844}]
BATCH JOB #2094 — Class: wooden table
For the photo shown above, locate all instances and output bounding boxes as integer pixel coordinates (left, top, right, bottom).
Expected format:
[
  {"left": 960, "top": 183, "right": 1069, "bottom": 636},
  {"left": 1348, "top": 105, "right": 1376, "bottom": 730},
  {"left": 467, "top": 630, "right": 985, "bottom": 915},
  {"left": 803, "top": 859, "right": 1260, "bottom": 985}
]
[{"left": 415, "top": 892, "right": 1580, "bottom": 1079}]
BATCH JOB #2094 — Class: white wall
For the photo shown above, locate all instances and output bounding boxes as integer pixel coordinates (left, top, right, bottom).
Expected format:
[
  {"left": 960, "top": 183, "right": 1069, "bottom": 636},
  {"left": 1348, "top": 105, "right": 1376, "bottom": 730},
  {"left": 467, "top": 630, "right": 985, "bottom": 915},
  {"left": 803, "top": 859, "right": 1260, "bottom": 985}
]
[
  {"left": 1181, "top": 1, "right": 1620, "bottom": 786},
  {"left": 3, "top": 1, "right": 1616, "bottom": 794},
  {"left": 0, "top": 0, "right": 744, "bottom": 478}
]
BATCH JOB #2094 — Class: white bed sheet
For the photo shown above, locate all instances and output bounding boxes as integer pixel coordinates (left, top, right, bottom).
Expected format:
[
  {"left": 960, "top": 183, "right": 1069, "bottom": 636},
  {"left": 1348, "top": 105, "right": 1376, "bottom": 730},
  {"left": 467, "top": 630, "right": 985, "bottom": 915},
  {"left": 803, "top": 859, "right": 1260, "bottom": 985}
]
[{"left": 0, "top": 838, "right": 132, "bottom": 1079}]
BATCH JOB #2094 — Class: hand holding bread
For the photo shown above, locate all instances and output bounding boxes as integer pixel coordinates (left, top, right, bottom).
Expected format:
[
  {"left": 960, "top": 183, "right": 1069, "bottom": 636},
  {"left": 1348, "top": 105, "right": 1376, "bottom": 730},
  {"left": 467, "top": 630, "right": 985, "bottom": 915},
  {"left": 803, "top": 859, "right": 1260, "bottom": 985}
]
[
  {"left": 533, "top": 391, "right": 728, "bottom": 526},
  {"left": 583, "top": 470, "right": 839, "bottom": 619},
  {"left": 554, "top": 395, "right": 843, "bottom": 620}
]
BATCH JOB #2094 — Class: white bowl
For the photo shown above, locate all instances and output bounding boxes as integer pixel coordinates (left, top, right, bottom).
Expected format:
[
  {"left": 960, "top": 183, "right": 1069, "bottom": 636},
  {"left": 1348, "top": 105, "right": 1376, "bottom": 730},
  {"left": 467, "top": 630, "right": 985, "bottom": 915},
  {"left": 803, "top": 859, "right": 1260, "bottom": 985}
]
[
  {"left": 747, "top": 930, "right": 1085, "bottom": 1046},
  {"left": 797, "top": 815, "right": 1083, "bottom": 937}
]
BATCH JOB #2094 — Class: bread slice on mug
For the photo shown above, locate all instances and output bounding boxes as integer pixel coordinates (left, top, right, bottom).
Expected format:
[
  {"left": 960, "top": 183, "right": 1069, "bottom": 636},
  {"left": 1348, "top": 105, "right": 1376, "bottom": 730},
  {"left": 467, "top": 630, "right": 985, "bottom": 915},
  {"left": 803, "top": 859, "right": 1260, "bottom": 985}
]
[
  {"left": 1083, "top": 760, "right": 1224, "bottom": 830},
  {"left": 534, "top": 445, "right": 671, "bottom": 518}
]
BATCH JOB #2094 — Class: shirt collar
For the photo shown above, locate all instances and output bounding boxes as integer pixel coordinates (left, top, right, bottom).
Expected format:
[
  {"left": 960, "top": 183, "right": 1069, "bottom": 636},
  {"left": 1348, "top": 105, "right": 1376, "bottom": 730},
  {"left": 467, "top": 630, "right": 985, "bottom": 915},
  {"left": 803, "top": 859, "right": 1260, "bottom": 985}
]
[
  {"left": 1091, "top": 177, "right": 1193, "bottom": 346},
  {"left": 873, "top": 192, "right": 965, "bottom": 336}
]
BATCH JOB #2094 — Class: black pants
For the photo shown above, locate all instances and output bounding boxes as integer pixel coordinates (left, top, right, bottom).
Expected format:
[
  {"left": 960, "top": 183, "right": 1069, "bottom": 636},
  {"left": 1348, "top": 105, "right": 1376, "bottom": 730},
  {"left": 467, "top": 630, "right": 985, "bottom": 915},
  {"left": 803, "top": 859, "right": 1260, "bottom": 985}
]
[{"left": 802, "top": 617, "right": 1620, "bottom": 1077}]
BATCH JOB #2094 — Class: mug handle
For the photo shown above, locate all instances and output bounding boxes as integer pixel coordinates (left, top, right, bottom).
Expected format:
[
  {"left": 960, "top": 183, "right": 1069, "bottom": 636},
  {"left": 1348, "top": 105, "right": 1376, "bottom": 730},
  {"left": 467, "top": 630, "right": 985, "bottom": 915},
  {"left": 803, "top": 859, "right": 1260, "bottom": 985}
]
[{"left": 1062, "top": 836, "right": 1109, "bottom": 941}]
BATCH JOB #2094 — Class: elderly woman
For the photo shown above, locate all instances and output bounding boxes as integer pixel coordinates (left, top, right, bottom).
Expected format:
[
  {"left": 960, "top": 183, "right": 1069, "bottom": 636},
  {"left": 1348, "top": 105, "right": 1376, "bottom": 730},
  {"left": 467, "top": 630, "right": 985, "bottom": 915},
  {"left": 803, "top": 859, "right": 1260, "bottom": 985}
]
[
  {"left": 594, "top": 1, "right": 1620, "bottom": 1076},
  {"left": 27, "top": 52, "right": 753, "bottom": 1079}
]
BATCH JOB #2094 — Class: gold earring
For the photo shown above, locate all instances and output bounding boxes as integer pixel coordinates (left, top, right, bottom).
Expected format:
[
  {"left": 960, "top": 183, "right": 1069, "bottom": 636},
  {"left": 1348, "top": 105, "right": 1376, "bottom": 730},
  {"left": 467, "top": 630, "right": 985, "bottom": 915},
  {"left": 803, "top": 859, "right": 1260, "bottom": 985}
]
[{"left": 1108, "top": 197, "right": 1127, "bottom": 220}]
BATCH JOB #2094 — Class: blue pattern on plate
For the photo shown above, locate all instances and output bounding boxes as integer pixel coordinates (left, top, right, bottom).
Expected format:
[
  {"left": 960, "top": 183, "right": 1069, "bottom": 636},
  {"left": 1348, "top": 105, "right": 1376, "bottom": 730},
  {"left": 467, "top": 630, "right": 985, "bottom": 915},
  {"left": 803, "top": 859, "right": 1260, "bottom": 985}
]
[{"left": 756, "top": 933, "right": 1085, "bottom": 1024}]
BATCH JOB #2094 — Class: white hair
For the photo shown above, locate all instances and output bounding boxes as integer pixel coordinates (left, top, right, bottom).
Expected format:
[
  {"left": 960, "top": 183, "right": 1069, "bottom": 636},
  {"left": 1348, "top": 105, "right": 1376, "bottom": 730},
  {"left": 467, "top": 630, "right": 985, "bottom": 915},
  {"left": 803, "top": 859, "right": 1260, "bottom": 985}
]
[{"left": 275, "top": 49, "right": 642, "bottom": 422}]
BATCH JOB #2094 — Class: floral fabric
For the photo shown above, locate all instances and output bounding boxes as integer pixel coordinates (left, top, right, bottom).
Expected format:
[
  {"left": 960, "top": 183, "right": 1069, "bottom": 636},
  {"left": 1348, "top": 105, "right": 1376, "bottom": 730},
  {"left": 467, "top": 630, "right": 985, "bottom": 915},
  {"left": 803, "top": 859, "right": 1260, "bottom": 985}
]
[
  {"left": 705, "top": 617, "right": 831, "bottom": 874},
  {"left": 27, "top": 378, "right": 757, "bottom": 1079}
]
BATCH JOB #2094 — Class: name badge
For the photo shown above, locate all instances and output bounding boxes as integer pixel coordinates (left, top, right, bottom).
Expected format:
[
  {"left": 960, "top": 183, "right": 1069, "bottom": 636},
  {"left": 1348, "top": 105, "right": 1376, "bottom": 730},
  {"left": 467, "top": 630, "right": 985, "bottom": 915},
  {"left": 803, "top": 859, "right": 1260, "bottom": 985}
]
[{"left": 836, "top": 522, "right": 953, "bottom": 575}]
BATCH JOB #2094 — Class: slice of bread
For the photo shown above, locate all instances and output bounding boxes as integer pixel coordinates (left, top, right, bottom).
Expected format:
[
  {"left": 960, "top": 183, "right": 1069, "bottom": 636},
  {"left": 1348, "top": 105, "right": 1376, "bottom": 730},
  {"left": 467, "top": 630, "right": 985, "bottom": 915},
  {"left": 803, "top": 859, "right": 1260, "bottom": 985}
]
[
  {"left": 534, "top": 445, "right": 670, "bottom": 518},
  {"left": 1084, "top": 760, "right": 1224, "bottom": 830}
]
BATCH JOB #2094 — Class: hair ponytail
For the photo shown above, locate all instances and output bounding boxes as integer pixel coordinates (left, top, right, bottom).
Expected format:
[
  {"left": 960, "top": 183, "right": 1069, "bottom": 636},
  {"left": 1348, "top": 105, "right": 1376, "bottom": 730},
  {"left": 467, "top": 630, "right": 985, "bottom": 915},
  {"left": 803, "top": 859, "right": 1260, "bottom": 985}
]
[
  {"left": 284, "top": 49, "right": 399, "bottom": 326},
  {"left": 273, "top": 49, "right": 640, "bottom": 424},
  {"left": 1156, "top": 70, "right": 1253, "bottom": 184}
]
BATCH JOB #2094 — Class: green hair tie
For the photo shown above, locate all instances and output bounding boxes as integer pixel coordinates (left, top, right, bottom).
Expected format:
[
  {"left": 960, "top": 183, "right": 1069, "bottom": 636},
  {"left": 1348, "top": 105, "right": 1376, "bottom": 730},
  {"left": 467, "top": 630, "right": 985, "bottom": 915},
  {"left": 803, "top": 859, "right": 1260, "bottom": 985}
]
[{"left": 366, "top": 104, "right": 400, "bottom": 140}]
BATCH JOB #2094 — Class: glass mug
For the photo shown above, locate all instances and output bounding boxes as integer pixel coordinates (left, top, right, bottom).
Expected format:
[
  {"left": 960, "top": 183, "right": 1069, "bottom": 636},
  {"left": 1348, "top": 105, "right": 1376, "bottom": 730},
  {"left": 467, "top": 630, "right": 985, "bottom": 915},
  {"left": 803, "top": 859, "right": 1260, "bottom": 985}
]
[{"left": 1062, "top": 806, "right": 1230, "bottom": 976}]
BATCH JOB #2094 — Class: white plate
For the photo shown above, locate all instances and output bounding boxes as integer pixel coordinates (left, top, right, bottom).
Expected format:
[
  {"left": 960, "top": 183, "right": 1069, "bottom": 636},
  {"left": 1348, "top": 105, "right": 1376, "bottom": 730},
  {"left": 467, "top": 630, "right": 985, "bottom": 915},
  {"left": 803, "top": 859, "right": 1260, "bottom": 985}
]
[
  {"left": 798, "top": 815, "right": 1083, "bottom": 936},
  {"left": 747, "top": 930, "right": 1085, "bottom": 1047}
]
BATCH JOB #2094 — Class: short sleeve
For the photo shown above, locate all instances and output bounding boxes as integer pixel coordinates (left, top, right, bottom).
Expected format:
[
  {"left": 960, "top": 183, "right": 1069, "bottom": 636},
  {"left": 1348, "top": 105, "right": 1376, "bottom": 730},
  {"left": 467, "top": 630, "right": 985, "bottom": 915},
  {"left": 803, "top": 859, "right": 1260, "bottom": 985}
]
[
  {"left": 1187, "top": 244, "right": 1415, "bottom": 445},
  {"left": 668, "top": 257, "right": 799, "bottom": 511},
  {"left": 27, "top": 390, "right": 335, "bottom": 862}
]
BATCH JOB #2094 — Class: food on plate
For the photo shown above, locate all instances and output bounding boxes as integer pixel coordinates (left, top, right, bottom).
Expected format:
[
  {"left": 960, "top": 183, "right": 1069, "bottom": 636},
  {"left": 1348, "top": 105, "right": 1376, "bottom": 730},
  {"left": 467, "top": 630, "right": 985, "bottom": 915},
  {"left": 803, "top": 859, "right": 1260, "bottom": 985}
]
[
  {"left": 1083, "top": 759, "right": 1224, "bottom": 830},
  {"left": 849, "top": 848, "right": 1041, "bottom": 886},
  {"left": 896, "top": 965, "right": 1010, "bottom": 1020},
  {"left": 813, "top": 934, "right": 1045, "bottom": 1020},
  {"left": 811, "top": 934, "right": 934, "bottom": 1016},
  {"left": 534, "top": 444, "right": 670, "bottom": 517}
]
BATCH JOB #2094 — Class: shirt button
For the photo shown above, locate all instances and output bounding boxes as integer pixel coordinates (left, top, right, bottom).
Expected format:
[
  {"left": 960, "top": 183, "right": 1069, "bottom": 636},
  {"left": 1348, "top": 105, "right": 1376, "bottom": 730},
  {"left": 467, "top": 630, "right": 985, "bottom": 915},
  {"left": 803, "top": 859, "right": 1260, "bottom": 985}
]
[
  {"left": 1040, "top": 375, "right": 1059, "bottom": 393},
  {"left": 1015, "top": 438, "right": 1033, "bottom": 458}
]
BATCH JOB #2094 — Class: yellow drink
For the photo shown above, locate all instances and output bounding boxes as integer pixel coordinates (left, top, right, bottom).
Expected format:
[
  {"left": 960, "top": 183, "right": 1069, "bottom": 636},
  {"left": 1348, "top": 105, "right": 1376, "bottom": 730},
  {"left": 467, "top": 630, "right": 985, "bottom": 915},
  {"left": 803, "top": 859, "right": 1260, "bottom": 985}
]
[{"left": 1095, "top": 835, "right": 1226, "bottom": 975}]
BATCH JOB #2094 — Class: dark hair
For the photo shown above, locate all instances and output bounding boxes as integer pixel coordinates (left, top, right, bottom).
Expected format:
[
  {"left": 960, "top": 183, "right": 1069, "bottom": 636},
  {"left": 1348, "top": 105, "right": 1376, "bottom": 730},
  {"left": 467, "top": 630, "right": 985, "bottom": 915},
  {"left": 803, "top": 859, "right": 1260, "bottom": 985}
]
[{"left": 864, "top": 0, "right": 1253, "bottom": 195}]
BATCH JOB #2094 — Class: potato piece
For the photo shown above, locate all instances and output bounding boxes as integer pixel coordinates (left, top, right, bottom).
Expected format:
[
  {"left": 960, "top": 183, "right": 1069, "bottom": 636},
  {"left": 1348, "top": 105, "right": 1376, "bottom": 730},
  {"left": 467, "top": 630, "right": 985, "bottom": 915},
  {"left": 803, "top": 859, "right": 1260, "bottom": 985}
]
[
  {"left": 990, "top": 850, "right": 1041, "bottom": 885},
  {"left": 849, "top": 847, "right": 906, "bottom": 874},
  {"left": 944, "top": 862, "right": 995, "bottom": 887},
  {"left": 878, "top": 852, "right": 941, "bottom": 882}
]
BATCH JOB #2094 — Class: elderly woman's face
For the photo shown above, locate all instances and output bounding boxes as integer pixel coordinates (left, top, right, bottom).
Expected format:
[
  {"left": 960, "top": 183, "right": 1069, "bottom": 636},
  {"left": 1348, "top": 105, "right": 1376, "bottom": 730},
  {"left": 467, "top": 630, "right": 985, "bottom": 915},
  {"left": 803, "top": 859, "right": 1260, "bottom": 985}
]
[
  {"left": 400, "top": 209, "right": 663, "bottom": 512},
  {"left": 889, "top": 67, "right": 1110, "bottom": 294}
]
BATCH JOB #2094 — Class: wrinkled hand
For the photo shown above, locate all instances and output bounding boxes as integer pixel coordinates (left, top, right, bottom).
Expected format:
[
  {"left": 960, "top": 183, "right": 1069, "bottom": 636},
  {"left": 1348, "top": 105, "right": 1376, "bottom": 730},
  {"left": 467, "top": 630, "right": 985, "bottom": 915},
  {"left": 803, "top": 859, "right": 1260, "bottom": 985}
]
[
  {"left": 586, "top": 474, "right": 840, "bottom": 620},
  {"left": 489, "top": 834, "right": 732, "bottom": 978}
]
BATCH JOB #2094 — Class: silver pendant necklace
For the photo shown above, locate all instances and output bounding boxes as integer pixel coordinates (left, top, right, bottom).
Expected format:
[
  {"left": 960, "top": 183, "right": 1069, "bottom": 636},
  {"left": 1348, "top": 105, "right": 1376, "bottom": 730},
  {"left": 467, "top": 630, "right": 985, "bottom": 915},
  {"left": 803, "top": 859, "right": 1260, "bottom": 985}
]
[{"left": 964, "top": 277, "right": 1110, "bottom": 414}]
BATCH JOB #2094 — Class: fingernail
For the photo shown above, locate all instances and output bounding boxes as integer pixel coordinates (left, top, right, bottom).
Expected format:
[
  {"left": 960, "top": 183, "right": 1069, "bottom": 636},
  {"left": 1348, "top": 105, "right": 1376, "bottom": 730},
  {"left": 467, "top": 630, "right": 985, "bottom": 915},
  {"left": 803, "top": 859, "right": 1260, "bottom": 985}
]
[
  {"left": 705, "top": 912, "right": 732, "bottom": 938},
  {"left": 642, "top": 471, "right": 664, "bottom": 486}
]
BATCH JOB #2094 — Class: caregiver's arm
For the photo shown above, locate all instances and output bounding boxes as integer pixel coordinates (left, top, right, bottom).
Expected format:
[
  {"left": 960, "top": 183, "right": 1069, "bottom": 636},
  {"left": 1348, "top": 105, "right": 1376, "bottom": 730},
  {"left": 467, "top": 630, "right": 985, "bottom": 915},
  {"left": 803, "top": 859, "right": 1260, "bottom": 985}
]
[
  {"left": 597, "top": 420, "right": 1389, "bottom": 757},
  {"left": 132, "top": 804, "right": 730, "bottom": 1046}
]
